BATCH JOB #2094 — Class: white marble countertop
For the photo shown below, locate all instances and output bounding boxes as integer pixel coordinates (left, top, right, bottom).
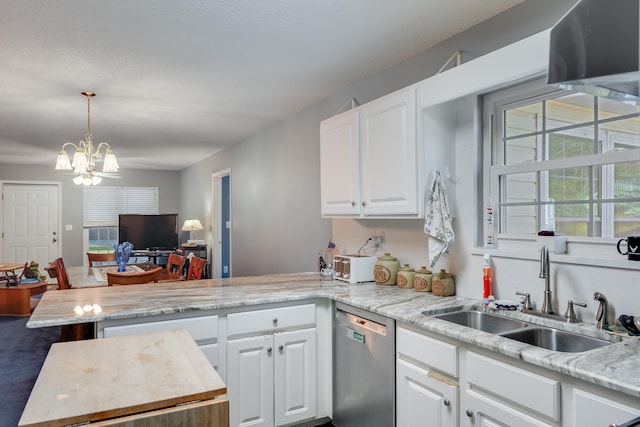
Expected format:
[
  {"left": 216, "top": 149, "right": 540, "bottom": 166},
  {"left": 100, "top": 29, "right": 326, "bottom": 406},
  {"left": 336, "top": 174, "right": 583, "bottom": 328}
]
[{"left": 28, "top": 272, "right": 640, "bottom": 398}]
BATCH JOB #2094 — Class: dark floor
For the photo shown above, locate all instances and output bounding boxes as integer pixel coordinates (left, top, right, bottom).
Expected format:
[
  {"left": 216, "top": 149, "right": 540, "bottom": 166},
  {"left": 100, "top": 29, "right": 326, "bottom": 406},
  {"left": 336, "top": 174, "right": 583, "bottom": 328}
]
[{"left": 0, "top": 315, "right": 61, "bottom": 427}]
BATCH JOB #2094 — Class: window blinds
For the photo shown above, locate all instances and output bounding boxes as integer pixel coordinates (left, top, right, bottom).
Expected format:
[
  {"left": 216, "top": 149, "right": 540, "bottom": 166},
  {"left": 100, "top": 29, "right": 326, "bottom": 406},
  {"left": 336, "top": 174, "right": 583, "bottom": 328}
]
[{"left": 83, "top": 186, "right": 159, "bottom": 225}]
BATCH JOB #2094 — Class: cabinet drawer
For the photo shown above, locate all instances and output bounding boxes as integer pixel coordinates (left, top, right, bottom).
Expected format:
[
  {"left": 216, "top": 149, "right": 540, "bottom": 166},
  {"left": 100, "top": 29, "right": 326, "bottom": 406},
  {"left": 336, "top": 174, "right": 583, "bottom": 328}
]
[
  {"left": 103, "top": 315, "right": 218, "bottom": 342},
  {"left": 397, "top": 326, "right": 458, "bottom": 377},
  {"left": 227, "top": 304, "right": 316, "bottom": 337},
  {"left": 466, "top": 351, "right": 560, "bottom": 421}
]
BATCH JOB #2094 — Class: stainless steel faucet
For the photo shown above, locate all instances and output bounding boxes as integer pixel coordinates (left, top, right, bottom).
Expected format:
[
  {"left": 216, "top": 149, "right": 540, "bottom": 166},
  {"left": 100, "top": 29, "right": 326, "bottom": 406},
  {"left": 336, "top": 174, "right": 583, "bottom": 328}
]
[
  {"left": 539, "top": 245, "right": 554, "bottom": 314},
  {"left": 593, "top": 291, "right": 609, "bottom": 330}
]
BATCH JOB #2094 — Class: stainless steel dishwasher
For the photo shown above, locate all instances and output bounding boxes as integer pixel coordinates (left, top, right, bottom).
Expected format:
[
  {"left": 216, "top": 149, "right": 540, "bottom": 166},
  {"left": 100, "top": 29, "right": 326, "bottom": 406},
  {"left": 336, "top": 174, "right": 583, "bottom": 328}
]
[{"left": 333, "top": 302, "right": 395, "bottom": 427}]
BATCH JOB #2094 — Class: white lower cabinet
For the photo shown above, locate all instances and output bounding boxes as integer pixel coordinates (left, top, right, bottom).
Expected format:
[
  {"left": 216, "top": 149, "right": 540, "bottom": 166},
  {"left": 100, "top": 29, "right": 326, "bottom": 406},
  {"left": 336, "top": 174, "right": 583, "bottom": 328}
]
[
  {"left": 570, "top": 388, "right": 640, "bottom": 427},
  {"left": 463, "top": 389, "right": 554, "bottom": 427},
  {"left": 396, "top": 326, "right": 459, "bottom": 427},
  {"left": 462, "top": 351, "right": 560, "bottom": 427},
  {"left": 397, "top": 358, "right": 458, "bottom": 427},
  {"left": 226, "top": 304, "right": 317, "bottom": 427}
]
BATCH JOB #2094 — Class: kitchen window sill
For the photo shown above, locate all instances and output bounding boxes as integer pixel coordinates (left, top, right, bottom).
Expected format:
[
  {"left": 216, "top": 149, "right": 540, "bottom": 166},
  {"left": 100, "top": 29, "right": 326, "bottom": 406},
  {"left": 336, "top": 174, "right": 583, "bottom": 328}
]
[{"left": 471, "top": 235, "right": 640, "bottom": 271}]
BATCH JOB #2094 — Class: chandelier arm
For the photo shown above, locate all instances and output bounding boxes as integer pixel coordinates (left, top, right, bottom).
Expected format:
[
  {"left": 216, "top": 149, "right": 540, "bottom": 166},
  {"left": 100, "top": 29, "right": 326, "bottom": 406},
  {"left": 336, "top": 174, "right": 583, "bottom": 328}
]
[
  {"left": 95, "top": 141, "right": 113, "bottom": 154},
  {"left": 60, "top": 141, "right": 80, "bottom": 152}
]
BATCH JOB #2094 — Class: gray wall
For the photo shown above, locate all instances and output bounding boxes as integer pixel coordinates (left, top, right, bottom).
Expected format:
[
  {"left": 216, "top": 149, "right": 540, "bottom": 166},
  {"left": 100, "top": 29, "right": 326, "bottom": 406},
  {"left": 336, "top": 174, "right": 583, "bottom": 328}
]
[
  {"left": 0, "top": 164, "right": 180, "bottom": 266},
  {"left": 180, "top": 0, "right": 577, "bottom": 277}
]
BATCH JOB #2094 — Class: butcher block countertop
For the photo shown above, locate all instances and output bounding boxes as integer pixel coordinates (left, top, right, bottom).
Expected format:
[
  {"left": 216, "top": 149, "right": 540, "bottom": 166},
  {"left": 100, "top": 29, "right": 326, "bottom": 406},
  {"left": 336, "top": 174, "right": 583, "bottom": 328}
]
[
  {"left": 28, "top": 273, "right": 640, "bottom": 399},
  {"left": 19, "top": 328, "right": 227, "bottom": 427}
]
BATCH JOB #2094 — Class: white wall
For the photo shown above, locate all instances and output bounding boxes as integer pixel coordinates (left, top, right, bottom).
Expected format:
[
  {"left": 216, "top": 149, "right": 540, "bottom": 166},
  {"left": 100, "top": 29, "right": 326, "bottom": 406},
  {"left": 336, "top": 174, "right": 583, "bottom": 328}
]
[{"left": 181, "top": 0, "right": 578, "bottom": 279}]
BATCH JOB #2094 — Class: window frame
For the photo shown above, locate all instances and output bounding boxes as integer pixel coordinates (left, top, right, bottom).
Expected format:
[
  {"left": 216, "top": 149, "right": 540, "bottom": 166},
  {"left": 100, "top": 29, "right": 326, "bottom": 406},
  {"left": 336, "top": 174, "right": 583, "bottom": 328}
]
[{"left": 482, "top": 77, "right": 640, "bottom": 254}]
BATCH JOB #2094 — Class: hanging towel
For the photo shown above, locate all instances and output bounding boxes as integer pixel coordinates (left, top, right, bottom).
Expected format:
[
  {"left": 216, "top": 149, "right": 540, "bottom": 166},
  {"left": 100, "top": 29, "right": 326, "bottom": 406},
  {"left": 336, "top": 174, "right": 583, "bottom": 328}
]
[{"left": 424, "top": 170, "right": 455, "bottom": 268}]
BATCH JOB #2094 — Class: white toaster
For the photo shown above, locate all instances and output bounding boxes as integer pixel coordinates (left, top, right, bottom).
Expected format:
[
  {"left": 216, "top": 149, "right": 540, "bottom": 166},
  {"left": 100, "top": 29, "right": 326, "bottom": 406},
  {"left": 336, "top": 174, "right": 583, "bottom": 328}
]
[{"left": 333, "top": 255, "right": 376, "bottom": 283}]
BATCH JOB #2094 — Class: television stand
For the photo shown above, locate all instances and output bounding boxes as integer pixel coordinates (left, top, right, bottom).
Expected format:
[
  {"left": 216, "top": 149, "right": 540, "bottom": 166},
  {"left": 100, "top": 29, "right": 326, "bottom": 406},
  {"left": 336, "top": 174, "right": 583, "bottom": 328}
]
[{"left": 130, "top": 249, "right": 175, "bottom": 266}]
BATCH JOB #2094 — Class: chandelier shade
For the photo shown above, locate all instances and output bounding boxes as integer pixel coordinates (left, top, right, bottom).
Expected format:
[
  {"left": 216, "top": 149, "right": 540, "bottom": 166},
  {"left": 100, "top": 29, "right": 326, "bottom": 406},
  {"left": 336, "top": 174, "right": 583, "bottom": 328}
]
[{"left": 55, "top": 92, "right": 120, "bottom": 185}]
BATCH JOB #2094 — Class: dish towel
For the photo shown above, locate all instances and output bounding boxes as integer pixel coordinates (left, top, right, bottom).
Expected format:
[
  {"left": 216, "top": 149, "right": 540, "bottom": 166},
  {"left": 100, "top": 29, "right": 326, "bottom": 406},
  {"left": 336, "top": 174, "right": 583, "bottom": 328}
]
[{"left": 424, "top": 170, "right": 455, "bottom": 268}]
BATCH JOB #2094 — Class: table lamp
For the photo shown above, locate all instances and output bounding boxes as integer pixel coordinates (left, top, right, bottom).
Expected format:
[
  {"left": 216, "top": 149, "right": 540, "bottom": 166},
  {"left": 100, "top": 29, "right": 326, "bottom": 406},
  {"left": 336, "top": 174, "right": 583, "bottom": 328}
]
[{"left": 181, "top": 219, "right": 203, "bottom": 242}]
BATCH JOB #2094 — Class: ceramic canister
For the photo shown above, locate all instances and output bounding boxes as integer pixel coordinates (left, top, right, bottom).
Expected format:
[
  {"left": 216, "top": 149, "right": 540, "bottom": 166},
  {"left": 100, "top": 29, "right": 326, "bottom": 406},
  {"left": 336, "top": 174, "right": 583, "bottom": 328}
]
[
  {"left": 374, "top": 253, "right": 400, "bottom": 285},
  {"left": 397, "top": 264, "right": 415, "bottom": 289},
  {"left": 413, "top": 266, "right": 433, "bottom": 292},
  {"left": 432, "top": 269, "right": 455, "bottom": 297}
]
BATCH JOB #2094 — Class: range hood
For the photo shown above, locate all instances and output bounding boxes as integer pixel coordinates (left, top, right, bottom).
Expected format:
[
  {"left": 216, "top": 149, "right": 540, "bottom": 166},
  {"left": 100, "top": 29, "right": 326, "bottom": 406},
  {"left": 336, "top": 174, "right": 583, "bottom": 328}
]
[{"left": 548, "top": 0, "right": 639, "bottom": 104}]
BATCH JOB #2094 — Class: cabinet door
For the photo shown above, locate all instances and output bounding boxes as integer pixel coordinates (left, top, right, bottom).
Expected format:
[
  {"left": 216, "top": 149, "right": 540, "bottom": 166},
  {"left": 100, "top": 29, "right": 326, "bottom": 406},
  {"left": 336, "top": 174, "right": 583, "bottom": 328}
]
[
  {"left": 227, "top": 335, "right": 274, "bottom": 427},
  {"left": 572, "top": 388, "right": 640, "bottom": 427},
  {"left": 360, "top": 88, "right": 419, "bottom": 216},
  {"left": 397, "top": 359, "right": 457, "bottom": 427},
  {"left": 320, "top": 109, "right": 360, "bottom": 216},
  {"left": 274, "top": 328, "right": 317, "bottom": 426},
  {"left": 463, "top": 389, "right": 555, "bottom": 427}
]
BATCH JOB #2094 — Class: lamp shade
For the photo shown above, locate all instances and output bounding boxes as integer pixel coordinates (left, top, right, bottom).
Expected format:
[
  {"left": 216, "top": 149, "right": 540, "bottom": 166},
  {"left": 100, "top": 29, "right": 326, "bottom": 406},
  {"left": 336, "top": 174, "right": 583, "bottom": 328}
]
[{"left": 181, "top": 219, "right": 203, "bottom": 232}]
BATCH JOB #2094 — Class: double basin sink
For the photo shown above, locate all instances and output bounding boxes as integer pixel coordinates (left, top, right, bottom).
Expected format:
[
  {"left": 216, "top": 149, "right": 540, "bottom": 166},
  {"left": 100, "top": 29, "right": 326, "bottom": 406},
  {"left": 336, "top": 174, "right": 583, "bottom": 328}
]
[{"left": 425, "top": 309, "right": 614, "bottom": 353}]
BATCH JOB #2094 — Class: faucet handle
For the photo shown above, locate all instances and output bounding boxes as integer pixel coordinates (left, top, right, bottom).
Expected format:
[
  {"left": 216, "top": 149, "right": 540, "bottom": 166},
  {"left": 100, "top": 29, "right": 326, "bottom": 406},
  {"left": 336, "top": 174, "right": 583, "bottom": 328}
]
[
  {"left": 565, "top": 300, "right": 587, "bottom": 323},
  {"left": 516, "top": 291, "right": 533, "bottom": 311}
]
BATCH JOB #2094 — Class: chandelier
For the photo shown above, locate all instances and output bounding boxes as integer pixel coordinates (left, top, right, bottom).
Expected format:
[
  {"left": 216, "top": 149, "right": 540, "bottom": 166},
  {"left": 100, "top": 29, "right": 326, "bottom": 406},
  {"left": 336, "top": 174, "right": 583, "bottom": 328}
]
[{"left": 55, "top": 91, "right": 119, "bottom": 186}]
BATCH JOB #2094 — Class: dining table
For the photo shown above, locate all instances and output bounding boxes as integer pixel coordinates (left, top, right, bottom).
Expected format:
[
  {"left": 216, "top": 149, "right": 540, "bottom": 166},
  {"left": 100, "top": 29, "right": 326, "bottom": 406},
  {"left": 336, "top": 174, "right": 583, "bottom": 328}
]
[{"left": 66, "top": 263, "right": 165, "bottom": 288}]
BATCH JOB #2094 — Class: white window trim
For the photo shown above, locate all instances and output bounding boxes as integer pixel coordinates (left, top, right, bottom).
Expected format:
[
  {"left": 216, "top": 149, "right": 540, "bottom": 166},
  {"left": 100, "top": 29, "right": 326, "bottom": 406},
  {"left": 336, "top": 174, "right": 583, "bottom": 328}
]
[{"left": 481, "top": 79, "right": 640, "bottom": 267}]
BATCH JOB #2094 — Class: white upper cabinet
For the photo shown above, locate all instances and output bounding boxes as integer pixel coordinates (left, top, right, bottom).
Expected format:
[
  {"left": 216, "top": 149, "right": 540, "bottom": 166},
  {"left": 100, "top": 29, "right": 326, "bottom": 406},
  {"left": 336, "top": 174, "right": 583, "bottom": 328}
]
[
  {"left": 320, "top": 86, "right": 422, "bottom": 218},
  {"left": 320, "top": 109, "right": 360, "bottom": 216},
  {"left": 360, "top": 88, "right": 419, "bottom": 216}
]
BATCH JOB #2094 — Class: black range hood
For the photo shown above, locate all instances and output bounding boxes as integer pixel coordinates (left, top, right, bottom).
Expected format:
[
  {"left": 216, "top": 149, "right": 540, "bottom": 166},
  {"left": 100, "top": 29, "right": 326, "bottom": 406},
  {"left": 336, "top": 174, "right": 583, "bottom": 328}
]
[{"left": 548, "top": 0, "right": 640, "bottom": 104}]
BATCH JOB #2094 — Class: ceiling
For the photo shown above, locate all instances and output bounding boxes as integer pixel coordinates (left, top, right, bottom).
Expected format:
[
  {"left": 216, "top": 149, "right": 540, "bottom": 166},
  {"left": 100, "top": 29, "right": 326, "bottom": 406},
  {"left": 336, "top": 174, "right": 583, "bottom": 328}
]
[{"left": 0, "top": 0, "right": 524, "bottom": 171}]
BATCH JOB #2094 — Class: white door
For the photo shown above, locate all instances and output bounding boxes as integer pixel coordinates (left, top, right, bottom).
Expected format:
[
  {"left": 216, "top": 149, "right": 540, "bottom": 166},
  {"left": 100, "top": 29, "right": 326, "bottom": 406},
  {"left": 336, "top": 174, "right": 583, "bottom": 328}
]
[
  {"left": 227, "top": 335, "right": 274, "bottom": 427},
  {"left": 274, "top": 328, "right": 317, "bottom": 426},
  {"left": 3, "top": 184, "right": 60, "bottom": 266}
]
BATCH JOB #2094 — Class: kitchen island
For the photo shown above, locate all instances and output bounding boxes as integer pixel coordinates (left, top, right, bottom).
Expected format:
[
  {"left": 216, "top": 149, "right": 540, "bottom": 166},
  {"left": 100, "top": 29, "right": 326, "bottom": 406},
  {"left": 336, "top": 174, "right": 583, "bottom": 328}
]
[{"left": 28, "top": 272, "right": 640, "bottom": 404}]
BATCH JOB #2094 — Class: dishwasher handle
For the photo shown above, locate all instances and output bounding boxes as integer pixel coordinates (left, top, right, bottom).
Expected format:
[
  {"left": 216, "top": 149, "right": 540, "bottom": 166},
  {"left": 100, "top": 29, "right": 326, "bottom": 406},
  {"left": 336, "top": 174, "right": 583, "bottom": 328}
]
[{"left": 336, "top": 308, "right": 387, "bottom": 336}]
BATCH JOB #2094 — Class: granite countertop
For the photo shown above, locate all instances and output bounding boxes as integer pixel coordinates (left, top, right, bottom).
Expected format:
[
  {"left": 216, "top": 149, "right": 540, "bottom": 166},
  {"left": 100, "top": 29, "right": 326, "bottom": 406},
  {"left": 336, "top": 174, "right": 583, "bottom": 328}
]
[{"left": 28, "top": 272, "right": 640, "bottom": 398}]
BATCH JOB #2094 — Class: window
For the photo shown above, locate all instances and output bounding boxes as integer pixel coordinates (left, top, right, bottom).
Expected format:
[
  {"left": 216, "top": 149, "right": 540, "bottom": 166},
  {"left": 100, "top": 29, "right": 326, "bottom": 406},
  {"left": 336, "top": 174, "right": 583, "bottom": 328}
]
[
  {"left": 83, "top": 187, "right": 159, "bottom": 252},
  {"left": 484, "top": 79, "right": 640, "bottom": 241}
]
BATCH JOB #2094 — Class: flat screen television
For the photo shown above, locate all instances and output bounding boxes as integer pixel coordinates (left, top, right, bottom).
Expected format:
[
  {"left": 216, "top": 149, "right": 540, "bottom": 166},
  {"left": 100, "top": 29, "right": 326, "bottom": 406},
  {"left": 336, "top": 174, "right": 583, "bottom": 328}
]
[{"left": 118, "top": 214, "right": 179, "bottom": 250}]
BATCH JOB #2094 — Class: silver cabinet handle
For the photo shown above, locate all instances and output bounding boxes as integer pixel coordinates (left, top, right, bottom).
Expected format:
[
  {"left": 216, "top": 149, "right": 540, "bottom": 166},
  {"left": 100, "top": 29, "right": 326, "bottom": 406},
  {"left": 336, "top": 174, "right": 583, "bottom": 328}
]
[
  {"left": 361, "top": 201, "right": 367, "bottom": 207},
  {"left": 466, "top": 409, "right": 473, "bottom": 418},
  {"left": 278, "top": 345, "right": 284, "bottom": 351},
  {"left": 443, "top": 399, "right": 450, "bottom": 407},
  {"left": 351, "top": 201, "right": 356, "bottom": 207},
  {"left": 266, "top": 347, "right": 272, "bottom": 353},
  {"left": 272, "top": 318, "right": 278, "bottom": 324}
]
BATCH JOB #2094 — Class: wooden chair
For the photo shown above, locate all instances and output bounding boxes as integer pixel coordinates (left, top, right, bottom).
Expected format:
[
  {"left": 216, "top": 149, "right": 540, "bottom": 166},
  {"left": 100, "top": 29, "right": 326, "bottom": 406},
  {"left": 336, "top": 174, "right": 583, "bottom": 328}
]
[
  {"left": 107, "top": 267, "right": 163, "bottom": 286},
  {"left": 45, "top": 258, "right": 94, "bottom": 341},
  {"left": 45, "top": 257, "right": 72, "bottom": 290},
  {"left": 186, "top": 256, "right": 206, "bottom": 280},
  {"left": 87, "top": 252, "right": 116, "bottom": 266},
  {"left": 166, "top": 253, "right": 185, "bottom": 281}
]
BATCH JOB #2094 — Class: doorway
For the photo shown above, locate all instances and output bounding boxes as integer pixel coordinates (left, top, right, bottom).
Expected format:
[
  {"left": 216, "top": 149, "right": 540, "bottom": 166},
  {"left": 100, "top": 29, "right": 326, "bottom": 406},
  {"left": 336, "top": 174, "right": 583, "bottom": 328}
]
[
  {"left": 212, "top": 170, "right": 231, "bottom": 278},
  {"left": 2, "top": 183, "right": 61, "bottom": 267}
]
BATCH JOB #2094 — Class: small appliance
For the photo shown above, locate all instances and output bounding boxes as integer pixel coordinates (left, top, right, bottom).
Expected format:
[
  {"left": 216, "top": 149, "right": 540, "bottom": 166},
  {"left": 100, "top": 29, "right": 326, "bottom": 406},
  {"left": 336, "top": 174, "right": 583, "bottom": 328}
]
[{"left": 333, "top": 255, "right": 376, "bottom": 283}]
